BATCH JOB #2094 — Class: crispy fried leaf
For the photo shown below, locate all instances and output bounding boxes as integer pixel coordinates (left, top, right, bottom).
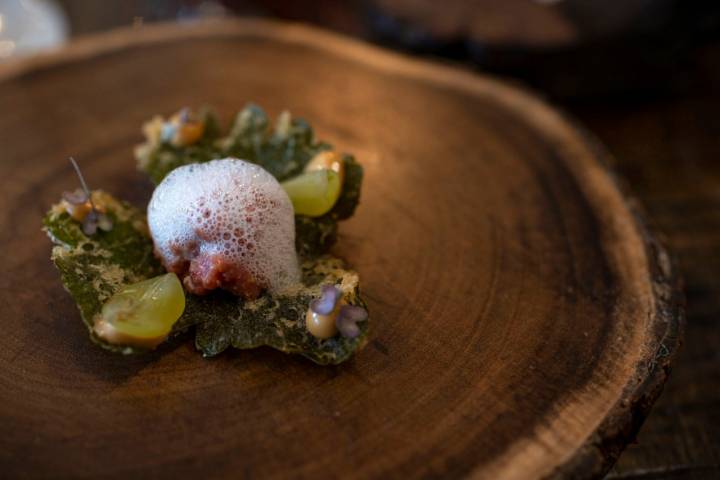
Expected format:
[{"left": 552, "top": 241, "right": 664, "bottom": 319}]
[
  {"left": 194, "top": 257, "right": 368, "bottom": 365},
  {"left": 43, "top": 192, "right": 164, "bottom": 354},
  {"left": 44, "top": 193, "right": 368, "bottom": 364},
  {"left": 135, "top": 109, "right": 223, "bottom": 184},
  {"left": 135, "top": 104, "right": 363, "bottom": 257}
]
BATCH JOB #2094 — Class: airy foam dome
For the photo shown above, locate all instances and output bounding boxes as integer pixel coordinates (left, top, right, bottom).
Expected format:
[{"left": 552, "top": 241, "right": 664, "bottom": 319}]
[{"left": 148, "top": 158, "right": 300, "bottom": 298}]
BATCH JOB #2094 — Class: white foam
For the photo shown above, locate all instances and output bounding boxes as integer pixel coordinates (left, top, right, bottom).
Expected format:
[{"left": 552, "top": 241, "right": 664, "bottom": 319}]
[{"left": 148, "top": 158, "right": 300, "bottom": 293}]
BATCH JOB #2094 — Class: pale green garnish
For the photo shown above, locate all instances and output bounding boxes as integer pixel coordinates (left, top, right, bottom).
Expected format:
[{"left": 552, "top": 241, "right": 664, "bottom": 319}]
[
  {"left": 93, "top": 273, "right": 185, "bottom": 348},
  {"left": 282, "top": 170, "right": 342, "bottom": 217}
]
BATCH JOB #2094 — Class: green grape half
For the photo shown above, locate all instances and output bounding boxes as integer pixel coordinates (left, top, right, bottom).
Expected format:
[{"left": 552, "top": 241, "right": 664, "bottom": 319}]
[
  {"left": 281, "top": 170, "right": 341, "bottom": 217},
  {"left": 93, "top": 273, "right": 185, "bottom": 349}
]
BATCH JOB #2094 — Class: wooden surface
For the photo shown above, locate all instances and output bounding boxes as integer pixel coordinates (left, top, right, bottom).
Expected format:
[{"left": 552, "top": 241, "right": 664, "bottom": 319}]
[
  {"left": 0, "top": 20, "right": 682, "bottom": 479},
  {"left": 570, "top": 44, "right": 720, "bottom": 480}
]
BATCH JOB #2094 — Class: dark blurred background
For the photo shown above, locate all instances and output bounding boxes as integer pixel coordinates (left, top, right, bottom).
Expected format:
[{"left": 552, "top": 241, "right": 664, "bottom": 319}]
[
  {"left": 4, "top": 0, "right": 719, "bottom": 99},
  {"left": 2, "top": 1, "right": 718, "bottom": 478}
]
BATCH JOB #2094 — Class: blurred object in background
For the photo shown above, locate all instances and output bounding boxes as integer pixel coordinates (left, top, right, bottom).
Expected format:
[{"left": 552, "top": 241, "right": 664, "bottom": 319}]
[
  {"left": 56, "top": 0, "right": 232, "bottom": 35},
  {"left": 369, "top": 0, "right": 674, "bottom": 49},
  {"left": 220, "top": 0, "right": 368, "bottom": 37},
  {"left": 367, "top": 0, "right": 720, "bottom": 99},
  {"left": 0, "top": 0, "right": 68, "bottom": 61},
  {"left": 221, "top": 0, "right": 720, "bottom": 100},
  {"left": 56, "top": 0, "right": 358, "bottom": 36},
  {"left": 5, "top": 0, "right": 720, "bottom": 100}
]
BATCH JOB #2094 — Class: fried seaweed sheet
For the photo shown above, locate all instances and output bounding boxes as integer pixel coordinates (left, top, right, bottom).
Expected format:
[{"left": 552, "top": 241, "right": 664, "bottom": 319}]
[
  {"left": 135, "top": 104, "right": 363, "bottom": 257},
  {"left": 44, "top": 195, "right": 368, "bottom": 364},
  {"left": 45, "top": 104, "right": 366, "bottom": 364}
]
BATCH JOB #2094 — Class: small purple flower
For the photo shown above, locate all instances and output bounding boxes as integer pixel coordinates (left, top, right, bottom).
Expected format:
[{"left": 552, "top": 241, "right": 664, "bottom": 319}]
[
  {"left": 336, "top": 305, "right": 368, "bottom": 339},
  {"left": 310, "top": 285, "right": 342, "bottom": 315},
  {"left": 309, "top": 285, "right": 368, "bottom": 339},
  {"left": 178, "top": 107, "right": 191, "bottom": 123},
  {"left": 82, "top": 210, "right": 99, "bottom": 236},
  {"left": 63, "top": 189, "right": 88, "bottom": 205},
  {"left": 67, "top": 157, "right": 113, "bottom": 235},
  {"left": 82, "top": 209, "right": 113, "bottom": 236}
]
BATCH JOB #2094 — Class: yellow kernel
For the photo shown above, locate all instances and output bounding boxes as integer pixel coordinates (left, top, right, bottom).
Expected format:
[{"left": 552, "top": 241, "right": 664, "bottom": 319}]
[
  {"left": 166, "top": 110, "right": 205, "bottom": 147},
  {"left": 305, "top": 150, "right": 344, "bottom": 184},
  {"left": 306, "top": 308, "right": 338, "bottom": 339},
  {"left": 93, "top": 318, "right": 167, "bottom": 349},
  {"left": 63, "top": 200, "right": 92, "bottom": 222},
  {"left": 173, "top": 121, "right": 204, "bottom": 147}
]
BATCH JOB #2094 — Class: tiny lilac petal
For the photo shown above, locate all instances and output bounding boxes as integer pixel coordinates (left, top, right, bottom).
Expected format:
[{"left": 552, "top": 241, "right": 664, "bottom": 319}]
[
  {"left": 337, "top": 316, "right": 360, "bottom": 338},
  {"left": 178, "top": 107, "right": 191, "bottom": 123},
  {"left": 310, "top": 285, "right": 341, "bottom": 315},
  {"left": 82, "top": 211, "right": 98, "bottom": 236},
  {"left": 63, "top": 189, "right": 88, "bottom": 205},
  {"left": 340, "top": 305, "right": 368, "bottom": 323},
  {"left": 336, "top": 305, "right": 368, "bottom": 339}
]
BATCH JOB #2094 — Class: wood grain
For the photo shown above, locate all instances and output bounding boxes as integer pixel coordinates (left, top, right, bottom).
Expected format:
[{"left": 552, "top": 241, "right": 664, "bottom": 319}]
[
  {"left": 570, "top": 45, "right": 720, "bottom": 478},
  {"left": 0, "top": 20, "right": 682, "bottom": 479}
]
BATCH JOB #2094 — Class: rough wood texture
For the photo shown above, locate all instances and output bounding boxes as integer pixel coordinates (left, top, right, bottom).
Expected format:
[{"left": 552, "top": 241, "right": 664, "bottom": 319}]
[
  {"left": 0, "top": 20, "right": 682, "bottom": 479},
  {"left": 574, "top": 44, "right": 720, "bottom": 480}
]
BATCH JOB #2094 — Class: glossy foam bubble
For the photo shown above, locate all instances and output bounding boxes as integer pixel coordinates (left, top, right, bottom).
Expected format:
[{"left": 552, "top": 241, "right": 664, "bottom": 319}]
[{"left": 148, "top": 158, "right": 300, "bottom": 292}]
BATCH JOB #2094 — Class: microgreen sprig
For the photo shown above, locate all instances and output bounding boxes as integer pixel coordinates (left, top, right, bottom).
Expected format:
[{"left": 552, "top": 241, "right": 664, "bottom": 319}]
[{"left": 64, "top": 157, "right": 113, "bottom": 235}]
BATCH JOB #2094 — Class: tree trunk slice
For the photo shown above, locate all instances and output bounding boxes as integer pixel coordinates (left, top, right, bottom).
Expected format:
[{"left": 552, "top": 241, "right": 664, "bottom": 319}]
[{"left": 0, "top": 19, "right": 683, "bottom": 480}]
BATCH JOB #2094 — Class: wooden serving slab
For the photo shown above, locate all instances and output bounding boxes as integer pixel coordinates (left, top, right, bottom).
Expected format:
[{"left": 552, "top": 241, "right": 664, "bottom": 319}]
[{"left": 0, "top": 20, "right": 682, "bottom": 480}]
